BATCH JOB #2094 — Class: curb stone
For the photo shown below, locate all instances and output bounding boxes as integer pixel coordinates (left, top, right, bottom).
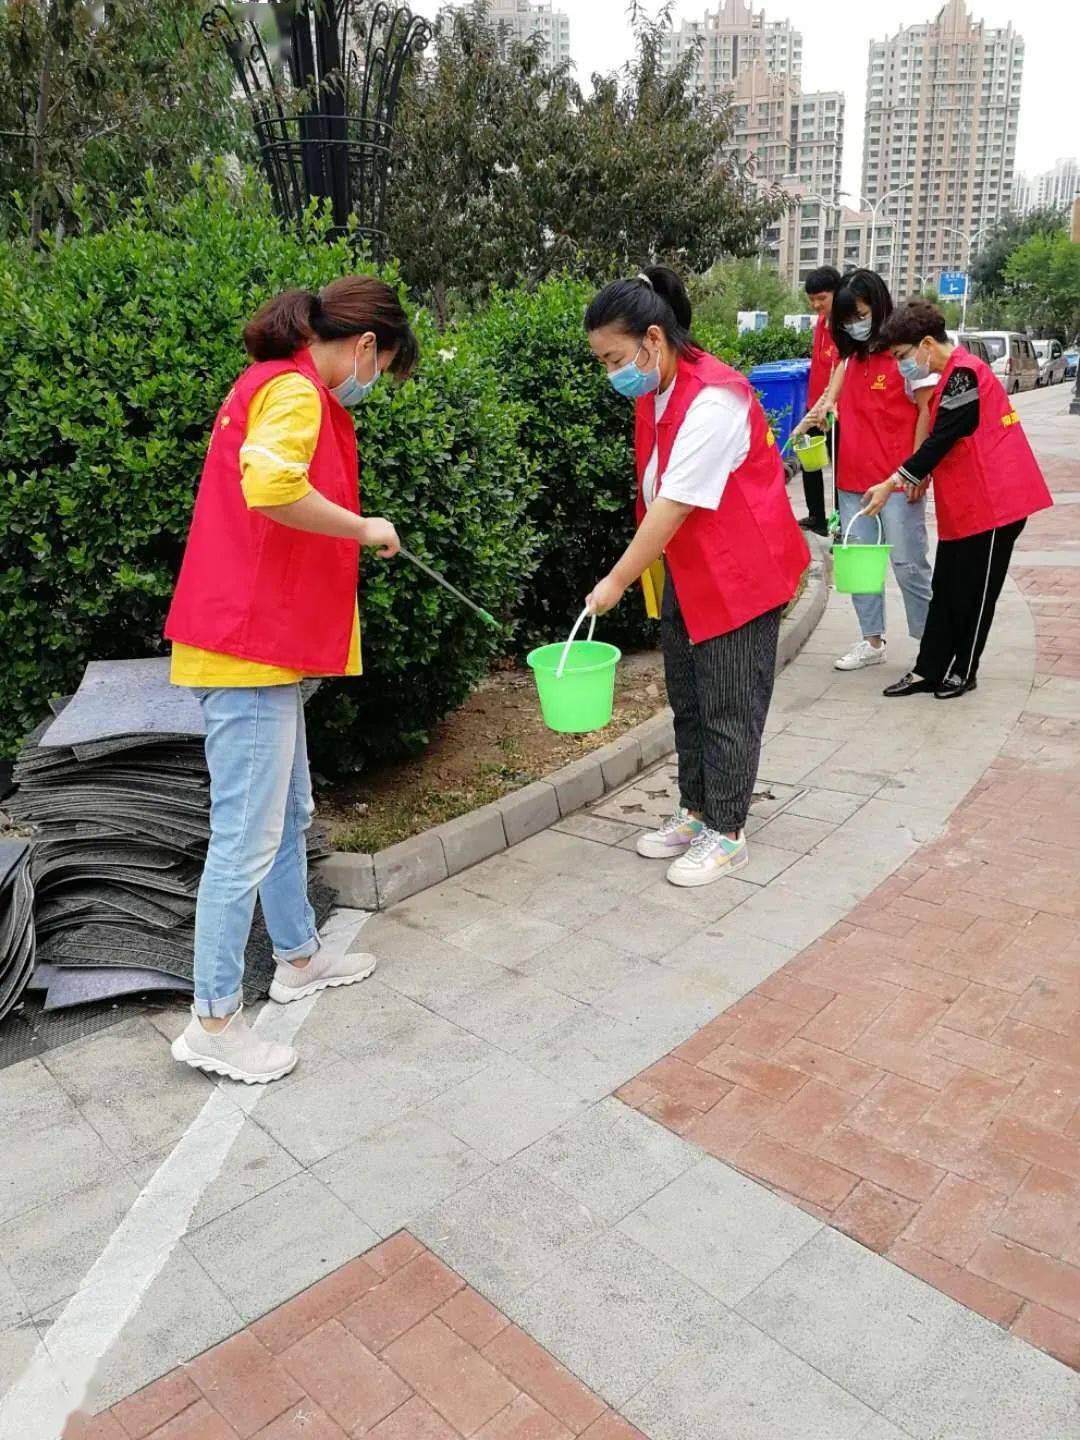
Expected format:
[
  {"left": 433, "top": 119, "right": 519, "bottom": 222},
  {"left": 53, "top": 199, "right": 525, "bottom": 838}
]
[{"left": 318, "top": 541, "right": 830, "bottom": 911}]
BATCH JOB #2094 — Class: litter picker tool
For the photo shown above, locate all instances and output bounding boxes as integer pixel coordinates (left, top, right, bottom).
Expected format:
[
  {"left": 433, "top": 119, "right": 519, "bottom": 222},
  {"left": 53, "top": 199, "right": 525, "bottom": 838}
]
[{"left": 398, "top": 548, "right": 498, "bottom": 627}]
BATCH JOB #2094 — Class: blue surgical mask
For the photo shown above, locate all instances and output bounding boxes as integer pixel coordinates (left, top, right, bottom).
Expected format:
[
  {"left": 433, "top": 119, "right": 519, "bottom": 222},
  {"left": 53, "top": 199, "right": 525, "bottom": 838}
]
[
  {"left": 608, "top": 344, "right": 661, "bottom": 399},
  {"left": 898, "top": 349, "right": 930, "bottom": 383},
  {"left": 844, "top": 317, "right": 873, "bottom": 343},
  {"left": 332, "top": 340, "right": 380, "bottom": 408}
]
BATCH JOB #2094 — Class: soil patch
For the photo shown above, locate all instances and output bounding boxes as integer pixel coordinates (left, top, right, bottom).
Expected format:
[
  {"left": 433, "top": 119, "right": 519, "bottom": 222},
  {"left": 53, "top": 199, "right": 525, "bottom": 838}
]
[{"left": 318, "top": 651, "right": 667, "bottom": 853}]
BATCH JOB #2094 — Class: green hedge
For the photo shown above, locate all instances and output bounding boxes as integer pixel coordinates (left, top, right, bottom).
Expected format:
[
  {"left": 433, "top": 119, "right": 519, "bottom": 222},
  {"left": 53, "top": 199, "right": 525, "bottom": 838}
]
[{"left": 0, "top": 174, "right": 536, "bottom": 773}]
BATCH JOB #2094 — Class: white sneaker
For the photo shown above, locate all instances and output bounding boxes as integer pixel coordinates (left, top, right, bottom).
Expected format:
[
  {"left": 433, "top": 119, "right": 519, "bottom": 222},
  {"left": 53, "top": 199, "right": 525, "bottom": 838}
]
[
  {"left": 269, "top": 945, "right": 377, "bottom": 1004},
  {"left": 834, "top": 639, "right": 887, "bottom": 671},
  {"left": 666, "top": 829, "right": 748, "bottom": 888},
  {"left": 171, "top": 1006, "right": 297, "bottom": 1084},
  {"left": 636, "top": 807, "right": 705, "bottom": 859}
]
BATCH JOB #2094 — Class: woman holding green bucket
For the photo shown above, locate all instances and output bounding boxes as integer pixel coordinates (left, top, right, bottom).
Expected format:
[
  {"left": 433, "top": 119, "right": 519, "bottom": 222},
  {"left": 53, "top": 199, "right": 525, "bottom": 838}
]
[
  {"left": 583, "top": 268, "right": 809, "bottom": 889},
  {"left": 805, "top": 270, "right": 935, "bottom": 675}
]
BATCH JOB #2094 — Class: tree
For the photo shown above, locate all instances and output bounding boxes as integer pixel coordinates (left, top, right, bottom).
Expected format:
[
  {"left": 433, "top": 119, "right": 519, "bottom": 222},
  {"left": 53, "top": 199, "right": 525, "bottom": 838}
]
[
  {"left": 388, "top": 0, "right": 783, "bottom": 321},
  {"left": 969, "top": 207, "right": 1068, "bottom": 297},
  {"left": 0, "top": 0, "right": 249, "bottom": 242},
  {"left": 1004, "top": 230, "right": 1080, "bottom": 342},
  {"left": 691, "top": 258, "right": 806, "bottom": 331}
]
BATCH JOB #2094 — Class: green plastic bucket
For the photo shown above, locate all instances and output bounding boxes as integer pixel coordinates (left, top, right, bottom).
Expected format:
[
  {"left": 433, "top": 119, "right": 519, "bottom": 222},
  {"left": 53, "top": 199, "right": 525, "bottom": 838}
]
[
  {"left": 527, "top": 610, "right": 622, "bottom": 734},
  {"left": 794, "top": 432, "right": 829, "bottom": 472},
  {"left": 834, "top": 511, "right": 892, "bottom": 595}
]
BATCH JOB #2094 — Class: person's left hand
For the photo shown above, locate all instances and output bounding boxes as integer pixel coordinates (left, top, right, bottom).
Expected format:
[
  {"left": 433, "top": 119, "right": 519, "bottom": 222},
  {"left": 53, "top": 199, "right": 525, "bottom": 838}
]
[
  {"left": 903, "top": 478, "right": 929, "bottom": 504},
  {"left": 861, "top": 479, "right": 896, "bottom": 518},
  {"left": 586, "top": 573, "right": 627, "bottom": 616}
]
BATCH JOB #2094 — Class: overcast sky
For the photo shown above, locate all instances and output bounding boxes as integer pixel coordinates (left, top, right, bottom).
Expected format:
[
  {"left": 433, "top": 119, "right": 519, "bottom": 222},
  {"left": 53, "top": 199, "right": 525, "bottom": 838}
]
[{"left": 545, "top": 0, "right": 1077, "bottom": 196}]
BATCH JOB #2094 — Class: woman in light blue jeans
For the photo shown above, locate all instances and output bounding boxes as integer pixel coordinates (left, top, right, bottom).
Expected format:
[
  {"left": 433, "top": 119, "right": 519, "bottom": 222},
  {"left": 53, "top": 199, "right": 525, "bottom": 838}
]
[{"left": 836, "top": 487, "right": 932, "bottom": 644}]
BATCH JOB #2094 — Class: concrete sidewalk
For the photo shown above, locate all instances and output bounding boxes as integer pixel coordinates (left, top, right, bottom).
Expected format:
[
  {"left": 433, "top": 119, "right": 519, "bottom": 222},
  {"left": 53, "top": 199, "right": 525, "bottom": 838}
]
[{"left": 1, "top": 387, "right": 1078, "bottom": 1440}]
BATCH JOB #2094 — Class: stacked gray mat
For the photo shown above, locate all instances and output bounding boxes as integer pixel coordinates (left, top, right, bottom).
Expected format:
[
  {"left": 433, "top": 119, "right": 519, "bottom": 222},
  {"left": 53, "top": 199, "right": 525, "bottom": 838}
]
[
  {"left": 5, "top": 659, "right": 332, "bottom": 1012},
  {"left": 0, "top": 839, "right": 35, "bottom": 1022}
]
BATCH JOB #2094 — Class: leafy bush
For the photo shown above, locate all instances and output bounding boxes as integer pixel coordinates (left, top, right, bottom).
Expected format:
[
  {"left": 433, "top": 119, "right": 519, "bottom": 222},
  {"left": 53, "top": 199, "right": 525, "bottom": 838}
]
[{"left": 0, "top": 172, "right": 536, "bottom": 772}]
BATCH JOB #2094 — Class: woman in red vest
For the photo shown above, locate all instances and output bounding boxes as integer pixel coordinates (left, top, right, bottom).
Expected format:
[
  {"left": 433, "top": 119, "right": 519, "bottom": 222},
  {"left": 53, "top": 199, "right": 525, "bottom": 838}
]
[
  {"left": 808, "top": 270, "right": 935, "bottom": 674},
  {"left": 165, "top": 278, "right": 417, "bottom": 1083},
  {"left": 584, "top": 267, "right": 809, "bottom": 889},
  {"left": 862, "top": 299, "right": 1052, "bottom": 699}
]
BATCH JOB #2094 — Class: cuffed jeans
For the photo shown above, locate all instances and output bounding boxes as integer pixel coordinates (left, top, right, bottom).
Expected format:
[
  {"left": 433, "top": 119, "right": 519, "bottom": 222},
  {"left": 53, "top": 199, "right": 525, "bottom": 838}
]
[
  {"left": 193, "top": 685, "right": 318, "bottom": 1017},
  {"left": 837, "top": 488, "right": 933, "bottom": 640}
]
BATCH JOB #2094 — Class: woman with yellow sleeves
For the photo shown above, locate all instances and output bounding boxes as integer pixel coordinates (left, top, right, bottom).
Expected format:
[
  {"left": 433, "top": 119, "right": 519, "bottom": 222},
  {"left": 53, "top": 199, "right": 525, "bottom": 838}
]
[{"left": 165, "top": 277, "right": 417, "bottom": 1083}]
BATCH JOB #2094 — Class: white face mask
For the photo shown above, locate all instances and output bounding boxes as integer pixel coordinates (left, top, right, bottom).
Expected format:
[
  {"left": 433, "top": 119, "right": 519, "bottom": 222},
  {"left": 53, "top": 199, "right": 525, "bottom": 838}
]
[
  {"left": 332, "top": 339, "right": 380, "bottom": 408},
  {"left": 844, "top": 316, "right": 873, "bottom": 343}
]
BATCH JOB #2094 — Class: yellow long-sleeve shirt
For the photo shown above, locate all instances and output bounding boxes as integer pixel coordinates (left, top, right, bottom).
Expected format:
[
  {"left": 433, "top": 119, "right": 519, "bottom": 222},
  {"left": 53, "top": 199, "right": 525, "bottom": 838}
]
[{"left": 170, "top": 371, "right": 362, "bottom": 687}]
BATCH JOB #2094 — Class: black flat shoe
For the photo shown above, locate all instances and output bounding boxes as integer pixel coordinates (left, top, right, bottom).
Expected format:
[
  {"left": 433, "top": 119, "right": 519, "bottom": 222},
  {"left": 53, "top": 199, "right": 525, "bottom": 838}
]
[
  {"left": 883, "top": 672, "right": 936, "bottom": 697},
  {"left": 798, "top": 515, "right": 827, "bottom": 531},
  {"left": 935, "top": 675, "right": 978, "bottom": 700}
]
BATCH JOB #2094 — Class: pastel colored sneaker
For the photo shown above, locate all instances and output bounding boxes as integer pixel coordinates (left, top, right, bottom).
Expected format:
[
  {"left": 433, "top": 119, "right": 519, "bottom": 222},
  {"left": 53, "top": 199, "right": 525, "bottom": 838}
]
[
  {"left": 171, "top": 1006, "right": 297, "bottom": 1084},
  {"left": 834, "top": 638, "right": 887, "bottom": 671},
  {"left": 666, "top": 829, "right": 748, "bottom": 888},
  {"left": 636, "top": 807, "right": 705, "bottom": 859},
  {"left": 269, "top": 946, "right": 377, "bottom": 1004}
]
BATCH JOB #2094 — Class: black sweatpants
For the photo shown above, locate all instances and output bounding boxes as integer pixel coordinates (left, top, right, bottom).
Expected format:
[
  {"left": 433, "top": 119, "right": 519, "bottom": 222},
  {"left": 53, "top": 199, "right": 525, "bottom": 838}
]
[
  {"left": 915, "top": 519, "right": 1026, "bottom": 685},
  {"left": 661, "top": 581, "right": 782, "bottom": 834}
]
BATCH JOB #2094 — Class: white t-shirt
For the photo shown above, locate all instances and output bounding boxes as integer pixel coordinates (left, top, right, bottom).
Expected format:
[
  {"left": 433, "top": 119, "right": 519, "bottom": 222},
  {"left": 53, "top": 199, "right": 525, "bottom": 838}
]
[{"left": 642, "top": 382, "right": 751, "bottom": 511}]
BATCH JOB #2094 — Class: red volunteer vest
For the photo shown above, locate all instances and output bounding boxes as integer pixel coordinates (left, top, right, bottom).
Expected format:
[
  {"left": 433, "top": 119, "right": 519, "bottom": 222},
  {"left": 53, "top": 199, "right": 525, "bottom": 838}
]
[
  {"left": 809, "top": 312, "right": 838, "bottom": 408},
  {"left": 836, "top": 351, "right": 918, "bottom": 492},
  {"left": 165, "top": 349, "right": 360, "bottom": 673},
  {"left": 929, "top": 347, "right": 1052, "bottom": 541},
  {"left": 635, "top": 351, "right": 810, "bottom": 644}
]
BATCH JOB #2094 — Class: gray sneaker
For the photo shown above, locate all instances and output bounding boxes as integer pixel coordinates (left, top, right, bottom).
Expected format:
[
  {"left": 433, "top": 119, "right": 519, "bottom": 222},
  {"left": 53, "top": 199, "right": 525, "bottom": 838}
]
[
  {"left": 269, "top": 946, "right": 377, "bottom": 1004},
  {"left": 171, "top": 1006, "right": 297, "bottom": 1084}
]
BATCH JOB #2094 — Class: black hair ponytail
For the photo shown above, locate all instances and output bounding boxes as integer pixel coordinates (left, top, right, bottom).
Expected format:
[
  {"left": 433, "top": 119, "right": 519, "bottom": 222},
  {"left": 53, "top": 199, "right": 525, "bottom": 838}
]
[{"left": 585, "top": 265, "right": 701, "bottom": 358}]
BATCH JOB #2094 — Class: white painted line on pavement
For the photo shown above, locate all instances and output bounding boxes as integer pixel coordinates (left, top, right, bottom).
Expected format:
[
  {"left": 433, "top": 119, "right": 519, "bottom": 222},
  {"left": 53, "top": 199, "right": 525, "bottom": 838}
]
[{"left": 0, "top": 910, "right": 371, "bottom": 1440}]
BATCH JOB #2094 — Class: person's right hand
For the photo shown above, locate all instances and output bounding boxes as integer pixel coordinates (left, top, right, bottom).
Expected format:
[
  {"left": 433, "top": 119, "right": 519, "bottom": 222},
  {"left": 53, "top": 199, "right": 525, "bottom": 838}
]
[{"left": 360, "top": 516, "right": 400, "bottom": 558}]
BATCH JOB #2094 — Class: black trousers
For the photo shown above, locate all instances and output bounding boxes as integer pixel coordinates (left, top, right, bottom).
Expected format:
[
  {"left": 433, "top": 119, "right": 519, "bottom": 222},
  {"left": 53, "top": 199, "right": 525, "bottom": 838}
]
[
  {"left": 915, "top": 518, "right": 1026, "bottom": 685},
  {"left": 661, "top": 581, "right": 782, "bottom": 833}
]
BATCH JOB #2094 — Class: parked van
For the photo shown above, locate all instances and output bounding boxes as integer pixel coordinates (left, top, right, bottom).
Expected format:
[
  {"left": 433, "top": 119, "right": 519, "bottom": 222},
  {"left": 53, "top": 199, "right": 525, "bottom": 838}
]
[
  {"left": 1033, "top": 339, "right": 1068, "bottom": 387},
  {"left": 968, "top": 332, "right": 1041, "bottom": 394},
  {"left": 957, "top": 334, "right": 992, "bottom": 366}
]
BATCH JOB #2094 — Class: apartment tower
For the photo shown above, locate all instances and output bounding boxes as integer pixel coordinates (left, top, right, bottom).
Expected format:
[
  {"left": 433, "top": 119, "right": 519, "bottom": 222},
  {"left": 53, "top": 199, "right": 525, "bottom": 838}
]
[{"left": 487, "top": 0, "right": 571, "bottom": 68}]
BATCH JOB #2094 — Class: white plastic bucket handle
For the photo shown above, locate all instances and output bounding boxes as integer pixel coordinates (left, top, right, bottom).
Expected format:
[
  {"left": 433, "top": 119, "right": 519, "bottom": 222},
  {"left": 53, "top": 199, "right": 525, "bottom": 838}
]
[
  {"left": 556, "top": 607, "right": 598, "bottom": 679},
  {"left": 841, "top": 508, "right": 884, "bottom": 548}
]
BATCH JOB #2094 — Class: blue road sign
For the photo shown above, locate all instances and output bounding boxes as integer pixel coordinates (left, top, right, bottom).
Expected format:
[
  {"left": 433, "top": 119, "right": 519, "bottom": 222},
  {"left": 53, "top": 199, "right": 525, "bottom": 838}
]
[{"left": 939, "top": 271, "right": 967, "bottom": 299}]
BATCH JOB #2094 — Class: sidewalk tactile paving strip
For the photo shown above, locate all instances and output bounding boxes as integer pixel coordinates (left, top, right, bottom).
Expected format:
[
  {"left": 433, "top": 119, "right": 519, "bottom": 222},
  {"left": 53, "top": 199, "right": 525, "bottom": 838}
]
[
  {"left": 615, "top": 480, "right": 1080, "bottom": 1375},
  {"left": 63, "top": 1235, "right": 646, "bottom": 1439}
]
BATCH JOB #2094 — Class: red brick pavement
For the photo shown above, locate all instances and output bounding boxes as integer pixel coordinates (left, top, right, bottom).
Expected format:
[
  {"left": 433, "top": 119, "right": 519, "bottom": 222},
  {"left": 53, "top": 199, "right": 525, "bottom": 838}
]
[
  {"left": 618, "top": 468, "right": 1080, "bottom": 1374},
  {"left": 63, "top": 1236, "right": 645, "bottom": 1440}
]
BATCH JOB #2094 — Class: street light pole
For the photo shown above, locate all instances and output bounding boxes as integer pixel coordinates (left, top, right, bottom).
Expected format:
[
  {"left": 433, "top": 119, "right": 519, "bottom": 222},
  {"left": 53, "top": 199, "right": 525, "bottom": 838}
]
[
  {"left": 942, "top": 225, "right": 988, "bottom": 335},
  {"left": 840, "top": 182, "right": 913, "bottom": 278}
]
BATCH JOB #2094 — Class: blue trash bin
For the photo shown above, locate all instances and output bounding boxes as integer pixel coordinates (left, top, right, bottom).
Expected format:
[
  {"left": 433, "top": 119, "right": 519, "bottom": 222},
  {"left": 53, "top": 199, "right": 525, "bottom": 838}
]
[{"left": 749, "top": 360, "right": 811, "bottom": 453}]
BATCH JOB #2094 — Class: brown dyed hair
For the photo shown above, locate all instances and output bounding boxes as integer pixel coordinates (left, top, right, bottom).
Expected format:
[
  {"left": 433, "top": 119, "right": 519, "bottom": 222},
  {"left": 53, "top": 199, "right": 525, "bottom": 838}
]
[
  {"left": 879, "top": 300, "right": 949, "bottom": 348},
  {"left": 243, "top": 277, "right": 418, "bottom": 377}
]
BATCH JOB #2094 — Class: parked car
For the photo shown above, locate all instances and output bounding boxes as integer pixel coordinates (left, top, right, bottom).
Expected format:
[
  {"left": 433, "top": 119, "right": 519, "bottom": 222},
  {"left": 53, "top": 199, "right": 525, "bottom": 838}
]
[
  {"left": 1033, "top": 339, "right": 1068, "bottom": 387},
  {"left": 968, "top": 332, "right": 1041, "bottom": 394},
  {"left": 1065, "top": 348, "right": 1079, "bottom": 381},
  {"left": 957, "top": 334, "right": 992, "bottom": 366}
]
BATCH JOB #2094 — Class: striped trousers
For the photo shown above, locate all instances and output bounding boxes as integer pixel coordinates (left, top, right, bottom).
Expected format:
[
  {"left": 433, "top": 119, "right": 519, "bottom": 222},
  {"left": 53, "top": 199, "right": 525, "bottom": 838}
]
[{"left": 662, "top": 581, "right": 782, "bottom": 834}]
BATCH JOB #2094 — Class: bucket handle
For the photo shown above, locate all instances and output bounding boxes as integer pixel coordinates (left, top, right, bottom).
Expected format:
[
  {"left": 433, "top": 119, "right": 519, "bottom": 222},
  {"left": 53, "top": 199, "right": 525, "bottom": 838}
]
[
  {"left": 556, "top": 608, "right": 597, "bottom": 679},
  {"left": 841, "top": 508, "right": 884, "bottom": 549}
]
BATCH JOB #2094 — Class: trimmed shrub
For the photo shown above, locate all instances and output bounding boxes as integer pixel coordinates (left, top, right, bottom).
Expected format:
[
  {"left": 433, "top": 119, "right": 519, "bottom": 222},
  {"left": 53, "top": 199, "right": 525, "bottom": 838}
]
[{"left": 0, "top": 173, "right": 536, "bottom": 772}]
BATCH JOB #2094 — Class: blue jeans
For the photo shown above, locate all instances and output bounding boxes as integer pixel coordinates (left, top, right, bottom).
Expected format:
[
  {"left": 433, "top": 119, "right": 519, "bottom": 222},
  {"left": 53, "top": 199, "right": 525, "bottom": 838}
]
[
  {"left": 193, "top": 686, "right": 318, "bottom": 1017},
  {"left": 837, "top": 489, "right": 933, "bottom": 640}
]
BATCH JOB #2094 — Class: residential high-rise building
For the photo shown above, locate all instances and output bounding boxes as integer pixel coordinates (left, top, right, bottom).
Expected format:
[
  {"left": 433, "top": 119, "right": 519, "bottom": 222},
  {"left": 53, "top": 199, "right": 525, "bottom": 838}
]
[
  {"left": 1013, "top": 158, "right": 1080, "bottom": 216},
  {"left": 661, "top": 1, "right": 844, "bottom": 288},
  {"left": 770, "top": 186, "right": 893, "bottom": 293},
  {"left": 660, "top": 0, "right": 801, "bottom": 89},
  {"left": 486, "top": 0, "right": 570, "bottom": 68},
  {"left": 862, "top": 0, "right": 1024, "bottom": 297}
]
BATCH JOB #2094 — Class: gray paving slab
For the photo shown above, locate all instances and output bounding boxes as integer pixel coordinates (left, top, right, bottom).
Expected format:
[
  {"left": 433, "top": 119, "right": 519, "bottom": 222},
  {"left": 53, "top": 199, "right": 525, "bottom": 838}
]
[
  {"left": 0, "top": 1256, "right": 28, "bottom": 1331},
  {"left": 184, "top": 1172, "right": 380, "bottom": 1324},
  {"left": 128, "top": 1117, "right": 302, "bottom": 1234},
  {"left": 752, "top": 811, "right": 839, "bottom": 854},
  {"left": 456, "top": 852, "right": 547, "bottom": 905},
  {"left": 738, "top": 1227, "right": 969, "bottom": 1410},
  {"left": 593, "top": 965, "right": 741, "bottom": 1050},
  {"left": 882, "top": 1307, "right": 1080, "bottom": 1440},
  {"left": 663, "top": 930, "right": 797, "bottom": 997},
  {"left": 0, "top": 1169, "right": 140, "bottom": 1317},
  {"left": 517, "top": 871, "right": 625, "bottom": 927},
  {"left": 0, "top": 1322, "right": 40, "bottom": 1403},
  {"left": 736, "top": 841, "right": 800, "bottom": 886},
  {"left": 514, "top": 934, "right": 654, "bottom": 1004},
  {"left": 508, "top": 830, "right": 653, "bottom": 893},
  {"left": 551, "top": 813, "right": 642, "bottom": 846},
  {"left": 853, "top": 1420, "right": 917, "bottom": 1440},
  {"left": 623, "top": 1321, "right": 875, "bottom": 1440},
  {"left": 439, "top": 971, "right": 585, "bottom": 1050},
  {"left": 519, "top": 1098, "right": 696, "bottom": 1224},
  {"left": 312, "top": 1115, "right": 492, "bottom": 1239},
  {"left": 75, "top": 1244, "right": 243, "bottom": 1412},
  {"left": 251, "top": 1057, "right": 418, "bottom": 1167},
  {"left": 446, "top": 906, "right": 571, "bottom": 967},
  {"left": 619, "top": 1156, "right": 821, "bottom": 1306},
  {"left": 638, "top": 873, "right": 757, "bottom": 924},
  {"left": 515, "top": 1006, "right": 672, "bottom": 1102},
  {"left": 758, "top": 733, "right": 843, "bottom": 784},
  {"left": 581, "top": 897, "right": 702, "bottom": 959},
  {"left": 506, "top": 1228, "right": 731, "bottom": 1410},
  {"left": 411, "top": 1161, "right": 603, "bottom": 1311},
  {"left": 386, "top": 884, "right": 507, "bottom": 940},
  {"left": 713, "top": 882, "right": 850, "bottom": 952},
  {"left": 421, "top": 1054, "right": 585, "bottom": 1162},
  {"left": 2, "top": 1102, "right": 118, "bottom": 1228},
  {"left": 41, "top": 1018, "right": 213, "bottom": 1165},
  {"left": 369, "top": 928, "right": 510, "bottom": 1009}
]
